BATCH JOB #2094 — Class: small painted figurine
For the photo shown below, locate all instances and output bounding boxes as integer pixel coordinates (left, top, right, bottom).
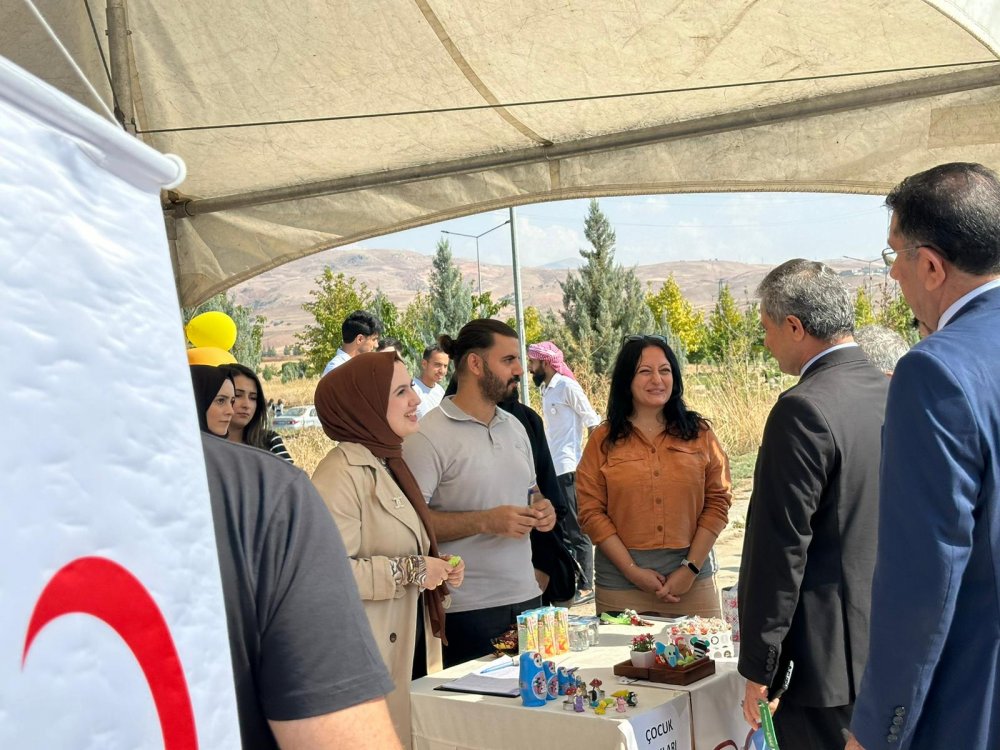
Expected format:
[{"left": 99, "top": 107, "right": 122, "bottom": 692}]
[
  {"left": 557, "top": 665, "right": 579, "bottom": 695},
  {"left": 543, "top": 659, "right": 558, "bottom": 700},
  {"left": 518, "top": 651, "right": 547, "bottom": 707},
  {"left": 616, "top": 696, "right": 627, "bottom": 713},
  {"left": 574, "top": 694, "right": 585, "bottom": 712},
  {"left": 660, "top": 642, "right": 680, "bottom": 667},
  {"left": 690, "top": 636, "right": 710, "bottom": 658}
]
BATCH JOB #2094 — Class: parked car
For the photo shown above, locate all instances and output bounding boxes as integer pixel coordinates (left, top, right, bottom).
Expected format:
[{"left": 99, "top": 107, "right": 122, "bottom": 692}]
[{"left": 272, "top": 405, "right": 321, "bottom": 431}]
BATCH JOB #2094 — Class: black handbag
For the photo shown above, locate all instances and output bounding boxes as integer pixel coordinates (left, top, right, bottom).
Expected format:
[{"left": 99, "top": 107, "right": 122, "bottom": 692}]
[{"left": 531, "top": 528, "right": 582, "bottom": 604}]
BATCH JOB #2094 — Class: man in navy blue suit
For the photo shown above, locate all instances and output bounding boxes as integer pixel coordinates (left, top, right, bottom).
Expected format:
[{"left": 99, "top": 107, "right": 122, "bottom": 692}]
[{"left": 849, "top": 163, "right": 1000, "bottom": 750}]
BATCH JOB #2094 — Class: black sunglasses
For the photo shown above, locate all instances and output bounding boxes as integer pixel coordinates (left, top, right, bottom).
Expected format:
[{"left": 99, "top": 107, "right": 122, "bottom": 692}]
[{"left": 622, "top": 334, "right": 668, "bottom": 345}]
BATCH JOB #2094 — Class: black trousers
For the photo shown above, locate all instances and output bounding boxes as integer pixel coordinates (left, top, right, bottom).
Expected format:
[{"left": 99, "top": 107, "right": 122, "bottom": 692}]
[
  {"left": 442, "top": 595, "right": 541, "bottom": 668},
  {"left": 774, "top": 702, "right": 853, "bottom": 750},
  {"left": 556, "top": 472, "right": 594, "bottom": 590}
]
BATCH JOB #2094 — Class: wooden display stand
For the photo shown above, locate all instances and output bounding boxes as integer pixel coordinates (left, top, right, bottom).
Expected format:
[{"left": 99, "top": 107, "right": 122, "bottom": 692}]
[{"left": 613, "top": 656, "right": 716, "bottom": 686}]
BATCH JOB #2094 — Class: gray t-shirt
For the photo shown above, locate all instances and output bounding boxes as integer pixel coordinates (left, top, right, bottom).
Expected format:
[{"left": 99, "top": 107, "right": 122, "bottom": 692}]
[
  {"left": 203, "top": 434, "right": 393, "bottom": 750},
  {"left": 402, "top": 397, "right": 541, "bottom": 613}
]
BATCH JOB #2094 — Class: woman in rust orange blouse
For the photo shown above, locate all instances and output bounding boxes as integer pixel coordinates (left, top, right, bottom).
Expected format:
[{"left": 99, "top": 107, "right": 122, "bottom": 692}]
[{"left": 577, "top": 336, "right": 732, "bottom": 618}]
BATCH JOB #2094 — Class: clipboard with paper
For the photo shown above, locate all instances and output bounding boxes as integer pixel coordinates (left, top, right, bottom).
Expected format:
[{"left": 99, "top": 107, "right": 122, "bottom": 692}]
[{"left": 434, "top": 658, "right": 520, "bottom": 698}]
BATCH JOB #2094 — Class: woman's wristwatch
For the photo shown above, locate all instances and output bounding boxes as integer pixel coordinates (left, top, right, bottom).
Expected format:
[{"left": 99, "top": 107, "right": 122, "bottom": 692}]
[{"left": 681, "top": 557, "right": 701, "bottom": 575}]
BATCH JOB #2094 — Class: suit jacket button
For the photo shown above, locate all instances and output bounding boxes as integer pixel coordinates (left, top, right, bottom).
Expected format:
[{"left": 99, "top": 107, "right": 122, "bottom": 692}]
[
  {"left": 389, "top": 632, "right": 397, "bottom": 643},
  {"left": 889, "top": 726, "right": 900, "bottom": 735},
  {"left": 892, "top": 716, "right": 902, "bottom": 726},
  {"left": 894, "top": 706, "right": 906, "bottom": 717},
  {"left": 887, "top": 736, "right": 899, "bottom": 743}
]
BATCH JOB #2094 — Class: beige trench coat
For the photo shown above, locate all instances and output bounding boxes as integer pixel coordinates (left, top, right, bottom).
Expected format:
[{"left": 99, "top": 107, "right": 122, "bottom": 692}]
[{"left": 312, "top": 441, "right": 443, "bottom": 749}]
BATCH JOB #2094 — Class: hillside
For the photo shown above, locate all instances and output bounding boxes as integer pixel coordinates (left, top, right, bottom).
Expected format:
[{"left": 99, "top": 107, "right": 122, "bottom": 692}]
[{"left": 230, "top": 247, "right": 883, "bottom": 349}]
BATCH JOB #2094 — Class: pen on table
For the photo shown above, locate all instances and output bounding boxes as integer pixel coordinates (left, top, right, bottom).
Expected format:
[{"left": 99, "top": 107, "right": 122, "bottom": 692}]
[{"left": 480, "top": 657, "right": 514, "bottom": 674}]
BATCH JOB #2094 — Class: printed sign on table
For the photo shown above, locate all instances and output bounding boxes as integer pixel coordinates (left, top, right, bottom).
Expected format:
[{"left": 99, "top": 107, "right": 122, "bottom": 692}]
[{"left": 623, "top": 694, "right": 692, "bottom": 750}]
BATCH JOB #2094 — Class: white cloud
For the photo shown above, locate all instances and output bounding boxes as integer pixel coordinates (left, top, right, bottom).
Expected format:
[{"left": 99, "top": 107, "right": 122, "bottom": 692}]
[{"left": 476, "top": 215, "right": 585, "bottom": 267}]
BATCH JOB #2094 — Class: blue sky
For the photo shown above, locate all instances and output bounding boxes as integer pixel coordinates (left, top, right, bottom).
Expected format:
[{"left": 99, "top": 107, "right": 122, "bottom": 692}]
[{"left": 357, "top": 193, "right": 892, "bottom": 269}]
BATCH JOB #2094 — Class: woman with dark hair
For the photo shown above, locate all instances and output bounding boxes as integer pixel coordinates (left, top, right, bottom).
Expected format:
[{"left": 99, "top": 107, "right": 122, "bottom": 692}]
[
  {"left": 311, "top": 352, "right": 464, "bottom": 748},
  {"left": 189, "top": 364, "right": 235, "bottom": 437},
  {"left": 577, "top": 335, "right": 732, "bottom": 618},
  {"left": 224, "top": 363, "right": 293, "bottom": 462}
]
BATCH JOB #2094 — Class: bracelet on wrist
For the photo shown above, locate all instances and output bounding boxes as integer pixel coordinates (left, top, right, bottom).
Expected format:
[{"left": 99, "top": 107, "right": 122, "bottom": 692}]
[{"left": 681, "top": 557, "right": 701, "bottom": 575}]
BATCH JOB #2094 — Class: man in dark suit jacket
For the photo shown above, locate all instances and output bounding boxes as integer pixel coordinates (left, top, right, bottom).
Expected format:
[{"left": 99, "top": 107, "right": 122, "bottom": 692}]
[
  {"left": 738, "top": 259, "right": 889, "bottom": 749},
  {"left": 849, "top": 163, "right": 1000, "bottom": 750}
]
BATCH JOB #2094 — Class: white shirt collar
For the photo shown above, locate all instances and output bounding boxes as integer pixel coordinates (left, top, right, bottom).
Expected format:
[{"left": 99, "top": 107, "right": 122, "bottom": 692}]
[
  {"left": 937, "top": 278, "right": 1000, "bottom": 330},
  {"left": 541, "top": 372, "right": 565, "bottom": 393},
  {"left": 799, "top": 342, "right": 859, "bottom": 377}
]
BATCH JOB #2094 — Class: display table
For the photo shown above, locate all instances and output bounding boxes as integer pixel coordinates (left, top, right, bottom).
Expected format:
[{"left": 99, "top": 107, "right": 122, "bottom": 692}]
[{"left": 410, "top": 620, "right": 751, "bottom": 750}]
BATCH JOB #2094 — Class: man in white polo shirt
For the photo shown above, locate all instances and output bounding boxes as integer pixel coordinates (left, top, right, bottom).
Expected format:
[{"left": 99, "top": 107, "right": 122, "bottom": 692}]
[
  {"left": 527, "top": 341, "right": 601, "bottom": 605},
  {"left": 403, "top": 319, "right": 557, "bottom": 667},
  {"left": 413, "top": 344, "right": 449, "bottom": 419}
]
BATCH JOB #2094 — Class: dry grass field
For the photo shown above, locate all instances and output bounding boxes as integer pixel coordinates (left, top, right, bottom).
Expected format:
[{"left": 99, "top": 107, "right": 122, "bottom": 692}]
[{"left": 264, "top": 360, "right": 789, "bottom": 478}]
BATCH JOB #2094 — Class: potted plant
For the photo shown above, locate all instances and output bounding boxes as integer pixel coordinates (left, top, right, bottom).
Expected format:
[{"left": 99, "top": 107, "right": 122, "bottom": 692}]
[{"left": 630, "top": 633, "right": 656, "bottom": 668}]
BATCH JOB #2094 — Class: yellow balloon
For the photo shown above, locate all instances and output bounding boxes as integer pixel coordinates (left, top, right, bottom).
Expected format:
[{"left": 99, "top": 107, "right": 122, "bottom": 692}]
[
  {"left": 187, "top": 347, "right": 237, "bottom": 366},
  {"left": 185, "top": 311, "right": 238, "bottom": 350}
]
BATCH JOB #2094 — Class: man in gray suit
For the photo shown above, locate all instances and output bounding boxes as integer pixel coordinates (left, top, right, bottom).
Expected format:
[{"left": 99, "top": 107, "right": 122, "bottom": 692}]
[
  {"left": 738, "top": 259, "right": 889, "bottom": 748},
  {"left": 849, "top": 163, "right": 1000, "bottom": 750}
]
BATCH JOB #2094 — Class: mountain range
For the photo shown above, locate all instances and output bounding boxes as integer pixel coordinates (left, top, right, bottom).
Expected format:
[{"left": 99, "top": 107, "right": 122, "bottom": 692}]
[{"left": 230, "top": 247, "right": 885, "bottom": 349}]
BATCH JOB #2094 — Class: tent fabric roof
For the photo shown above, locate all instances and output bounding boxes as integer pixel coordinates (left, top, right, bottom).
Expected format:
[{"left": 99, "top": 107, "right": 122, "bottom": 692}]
[{"left": 3, "top": 1, "right": 1000, "bottom": 304}]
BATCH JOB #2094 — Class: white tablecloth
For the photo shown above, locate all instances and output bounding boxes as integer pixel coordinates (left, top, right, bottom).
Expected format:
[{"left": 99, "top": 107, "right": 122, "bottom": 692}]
[{"left": 410, "top": 620, "right": 750, "bottom": 750}]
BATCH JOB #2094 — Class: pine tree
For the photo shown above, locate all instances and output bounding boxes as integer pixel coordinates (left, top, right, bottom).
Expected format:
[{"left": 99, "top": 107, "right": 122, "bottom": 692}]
[
  {"left": 561, "top": 199, "right": 653, "bottom": 375},
  {"left": 877, "top": 289, "right": 914, "bottom": 338},
  {"left": 646, "top": 275, "right": 708, "bottom": 361},
  {"left": 296, "top": 268, "right": 372, "bottom": 374},
  {"left": 854, "top": 287, "right": 877, "bottom": 328},
  {"left": 425, "top": 238, "right": 473, "bottom": 340},
  {"left": 704, "top": 284, "right": 745, "bottom": 361}
]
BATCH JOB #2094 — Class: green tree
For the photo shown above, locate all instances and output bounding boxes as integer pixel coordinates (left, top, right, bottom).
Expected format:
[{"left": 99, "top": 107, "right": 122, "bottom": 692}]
[
  {"left": 854, "top": 287, "right": 878, "bottom": 328},
  {"left": 280, "top": 361, "right": 307, "bottom": 383},
  {"left": 182, "top": 292, "right": 265, "bottom": 370},
  {"left": 424, "top": 238, "right": 473, "bottom": 340},
  {"left": 261, "top": 364, "right": 277, "bottom": 382},
  {"left": 507, "top": 305, "right": 544, "bottom": 344},
  {"left": 471, "top": 290, "right": 511, "bottom": 319},
  {"left": 403, "top": 292, "right": 434, "bottom": 347},
  {"left": 704, "top": 284, "right": 745, "bottom": 361},
  {"left": 646, "top": 275, "right": 707, "bottom": 361},
  {"left": 296, "top": 268, "right": 372, "bottom": 375},
  {"left": 560, "top": 199, "right": 653, "bottom": 375},
  {"left": 877, "top": 289, "right": 914, "bottom": 337},
  {"left": 740, "top": 301, "right": 767, "bottom": 359},
  {"left": 371, "top": 289, "right": 424, "bottom": 368}
]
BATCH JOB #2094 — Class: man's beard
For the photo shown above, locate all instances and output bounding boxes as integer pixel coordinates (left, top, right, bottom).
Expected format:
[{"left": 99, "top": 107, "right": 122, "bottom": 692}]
[
  {"left": 531, "top": 369, "right": 545, "bottom": 387},
  {"left": 480, "top": 365, "right": 519, "bottom": 403}
]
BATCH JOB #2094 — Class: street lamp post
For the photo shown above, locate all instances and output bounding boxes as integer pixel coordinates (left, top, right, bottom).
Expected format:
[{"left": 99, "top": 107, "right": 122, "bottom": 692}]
[{"left": 441, "top": 219, "right": 511, "bottom": 296}]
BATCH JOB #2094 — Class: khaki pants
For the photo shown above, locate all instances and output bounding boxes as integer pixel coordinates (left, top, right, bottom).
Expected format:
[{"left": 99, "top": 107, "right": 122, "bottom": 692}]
[{"left": 596, "top": 575, "right": 722, "bottom": 619}]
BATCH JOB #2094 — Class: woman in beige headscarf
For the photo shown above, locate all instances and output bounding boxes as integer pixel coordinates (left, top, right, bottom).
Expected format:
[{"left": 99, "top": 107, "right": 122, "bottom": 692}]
[{"left": 312, "top": 351, "right": 464, "bottom": 749}]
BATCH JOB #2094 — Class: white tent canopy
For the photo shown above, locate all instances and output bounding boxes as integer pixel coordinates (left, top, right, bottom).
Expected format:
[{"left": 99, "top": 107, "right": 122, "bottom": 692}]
[{"left": 3, "top": 0, "right": 999, "bottom": 305}]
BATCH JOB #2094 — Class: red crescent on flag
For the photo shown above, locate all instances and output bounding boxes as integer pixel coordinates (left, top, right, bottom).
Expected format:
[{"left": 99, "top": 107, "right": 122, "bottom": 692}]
[{"left": 21, "top": 556, "right": 198, "bottom": 750}]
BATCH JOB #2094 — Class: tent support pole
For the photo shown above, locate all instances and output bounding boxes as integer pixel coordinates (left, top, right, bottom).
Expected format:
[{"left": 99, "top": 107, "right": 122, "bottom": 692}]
[
  {"left": 508, "top": 207, "right": 529, "bottom": 406},
  {"left": 106, "top": 0, "right": 135, "bottom": 134},
  {"left": 176, "top": 64, "right": 1000, "bottom": 217}
]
